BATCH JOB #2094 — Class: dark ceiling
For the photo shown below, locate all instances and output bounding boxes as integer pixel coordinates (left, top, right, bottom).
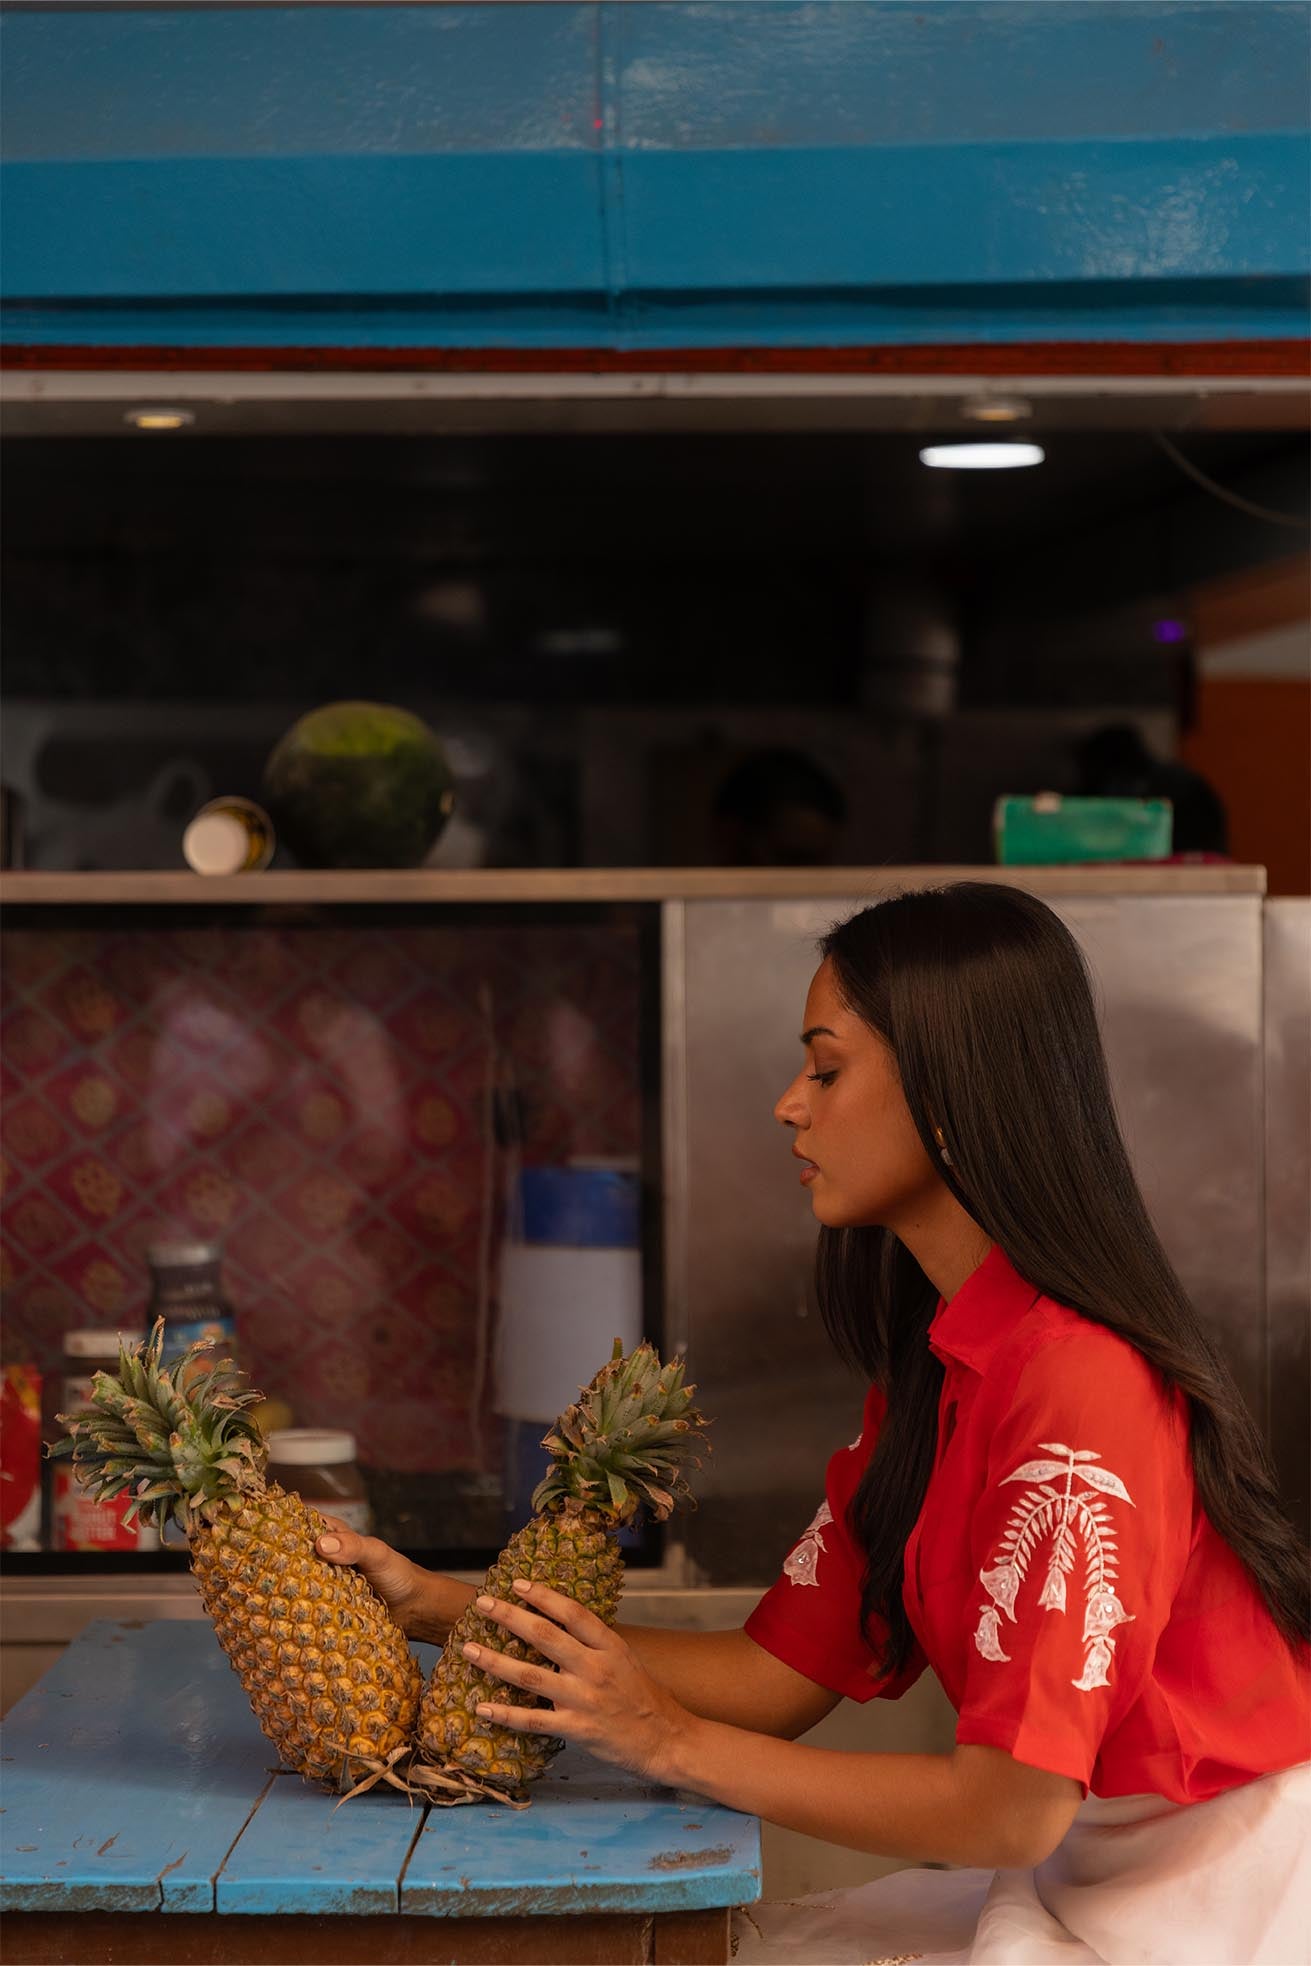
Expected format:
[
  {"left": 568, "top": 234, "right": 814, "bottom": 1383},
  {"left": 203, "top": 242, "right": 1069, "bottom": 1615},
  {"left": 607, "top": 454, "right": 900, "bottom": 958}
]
[
  {"left": 2, "top": 428, "right": 1307, "bottom": 705},
  {"left": 5, "top": 427, "right": 1305, "bottom": 560}
]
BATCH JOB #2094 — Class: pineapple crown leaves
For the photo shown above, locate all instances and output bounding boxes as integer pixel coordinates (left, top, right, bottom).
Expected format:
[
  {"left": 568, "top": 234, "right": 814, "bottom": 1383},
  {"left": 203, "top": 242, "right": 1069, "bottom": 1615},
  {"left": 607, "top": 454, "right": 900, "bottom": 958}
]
[
  {"left": 49, "top": 1319, "right": 268, "bottom": 1533},
  {"left": 531, "top": 1338, "right": 710, "bottom": 1525}
]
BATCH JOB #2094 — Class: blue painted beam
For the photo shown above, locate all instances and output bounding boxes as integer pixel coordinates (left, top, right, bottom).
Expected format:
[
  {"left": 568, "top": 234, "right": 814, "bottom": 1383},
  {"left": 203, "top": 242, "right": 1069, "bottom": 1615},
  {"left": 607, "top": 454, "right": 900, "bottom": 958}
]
[
  {"left": 620, "top": 138, "right": 1310, "bottom": 292},
  {"left": 2, "top": 2, "right": 1308, "bottom": 349},
  {"left": 0, "top": 157, "right": 605, "bottom": 299}
]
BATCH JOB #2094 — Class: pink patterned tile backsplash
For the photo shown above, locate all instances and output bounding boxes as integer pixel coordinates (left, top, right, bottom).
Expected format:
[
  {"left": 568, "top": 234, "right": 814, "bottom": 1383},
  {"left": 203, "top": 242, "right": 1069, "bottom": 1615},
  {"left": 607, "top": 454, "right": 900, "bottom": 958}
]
[{"left": 1, "top": 918, "right": 644, "bottom": 1474}]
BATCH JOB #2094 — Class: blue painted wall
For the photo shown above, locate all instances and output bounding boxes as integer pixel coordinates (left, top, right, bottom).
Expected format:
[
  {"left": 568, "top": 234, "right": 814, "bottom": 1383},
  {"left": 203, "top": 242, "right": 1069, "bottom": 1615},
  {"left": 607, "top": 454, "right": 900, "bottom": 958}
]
[{"left": 2, "top": 2, "right": 1308, "bottom": 348}]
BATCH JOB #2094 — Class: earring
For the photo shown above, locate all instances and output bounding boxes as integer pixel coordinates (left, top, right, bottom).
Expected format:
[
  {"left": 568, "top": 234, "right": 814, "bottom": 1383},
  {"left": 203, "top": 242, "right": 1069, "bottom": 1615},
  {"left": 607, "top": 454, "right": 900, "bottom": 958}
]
[{"left": 934, "top": 1127, "right": 953, "bottom": 1168}]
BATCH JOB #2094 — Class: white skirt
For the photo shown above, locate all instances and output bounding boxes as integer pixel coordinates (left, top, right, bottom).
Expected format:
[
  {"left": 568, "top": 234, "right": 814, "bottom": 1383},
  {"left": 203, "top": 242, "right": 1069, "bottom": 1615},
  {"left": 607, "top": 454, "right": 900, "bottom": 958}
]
[{"left": 731, "top": 1761, "right": 1311, "bottom": 1965}]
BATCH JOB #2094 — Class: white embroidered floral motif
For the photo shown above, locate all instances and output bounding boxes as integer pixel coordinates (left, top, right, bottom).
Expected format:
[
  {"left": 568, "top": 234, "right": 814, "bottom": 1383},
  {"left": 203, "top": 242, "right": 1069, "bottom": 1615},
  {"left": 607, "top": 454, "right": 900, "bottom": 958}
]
[
  {"left": 784, "top": 1500, "right": 833, "bottom": 1588},
  {"left": 974, "top": 1442, "right": 1135, "bottom": 1691},
  {"left": 973, "top": 1605, "right": 1011, "bottom": 1662}
]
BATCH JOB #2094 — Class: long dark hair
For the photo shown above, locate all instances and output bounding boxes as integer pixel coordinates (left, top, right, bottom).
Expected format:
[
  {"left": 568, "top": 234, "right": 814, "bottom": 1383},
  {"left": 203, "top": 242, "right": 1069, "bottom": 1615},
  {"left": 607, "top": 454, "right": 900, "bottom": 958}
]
[{"left": 815, "top": 882, "right": 1309, "bottom": 1673}]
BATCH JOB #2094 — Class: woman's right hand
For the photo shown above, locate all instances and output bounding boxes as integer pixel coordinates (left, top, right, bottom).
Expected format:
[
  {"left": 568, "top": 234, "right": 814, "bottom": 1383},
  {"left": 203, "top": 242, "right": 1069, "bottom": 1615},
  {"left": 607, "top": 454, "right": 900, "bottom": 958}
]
[{"left": 315, "top": 1518, "right": 447, "bottom": 1640}]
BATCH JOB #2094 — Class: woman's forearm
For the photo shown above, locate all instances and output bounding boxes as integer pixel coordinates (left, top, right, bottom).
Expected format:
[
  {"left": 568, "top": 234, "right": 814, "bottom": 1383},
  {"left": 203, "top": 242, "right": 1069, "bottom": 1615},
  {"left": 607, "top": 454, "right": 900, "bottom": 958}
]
[
  {"left": 616, "top": 1625, "right": 833, "bottom": 1736},
  {"left": 407, "top": 1571, "right": 477, "bottom": 1644},
  {"left": 617, "top": 1626, "right": 765, "bottom": 1727},
  {"left": 663, "top": 1721, "right": 1067, "bottom": 1870}
]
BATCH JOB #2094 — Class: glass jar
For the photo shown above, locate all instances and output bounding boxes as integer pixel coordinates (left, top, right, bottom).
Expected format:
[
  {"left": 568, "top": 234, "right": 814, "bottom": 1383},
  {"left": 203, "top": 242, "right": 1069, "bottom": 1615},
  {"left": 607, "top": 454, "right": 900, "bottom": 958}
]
[
  {"left": 53, "top": 1331, "right": 159, "bottom": 1552},
  {"left": 147, "top": 1241, "right": 236, "bottom": 1382},
  {"left": 266, "top": 1429, "right": 371, "bottom": 1535}
]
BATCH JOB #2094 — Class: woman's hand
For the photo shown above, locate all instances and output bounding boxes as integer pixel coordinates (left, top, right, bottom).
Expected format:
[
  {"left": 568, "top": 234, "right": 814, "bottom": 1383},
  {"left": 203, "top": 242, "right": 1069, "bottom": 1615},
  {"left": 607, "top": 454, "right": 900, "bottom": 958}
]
[
  {"left": 315, "top": 1518, "right": 456, "bottom": 1642},
  {"left": 466, "top": 1578, "right": 692, "bottom": 1786}
]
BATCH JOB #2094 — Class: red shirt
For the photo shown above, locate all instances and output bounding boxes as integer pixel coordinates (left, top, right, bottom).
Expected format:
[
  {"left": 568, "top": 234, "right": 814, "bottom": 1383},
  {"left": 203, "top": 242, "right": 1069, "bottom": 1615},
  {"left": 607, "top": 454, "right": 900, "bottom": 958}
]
[{"left": 745, "top": 1246, "right": 1311, "bottom": 1802}]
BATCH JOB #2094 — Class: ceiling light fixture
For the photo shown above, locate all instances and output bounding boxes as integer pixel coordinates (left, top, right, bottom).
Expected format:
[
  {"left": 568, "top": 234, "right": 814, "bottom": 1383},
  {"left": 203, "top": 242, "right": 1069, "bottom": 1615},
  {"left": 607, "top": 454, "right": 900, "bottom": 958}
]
[
  {"left": 124, "top": 408, "right": 195, "bottom": 432},
  {"left": 919, "top": 442, "right": 1045, "bottom": 470},
  {"left": 959, "top": 394, "right": 1033, "bottom": 424}
]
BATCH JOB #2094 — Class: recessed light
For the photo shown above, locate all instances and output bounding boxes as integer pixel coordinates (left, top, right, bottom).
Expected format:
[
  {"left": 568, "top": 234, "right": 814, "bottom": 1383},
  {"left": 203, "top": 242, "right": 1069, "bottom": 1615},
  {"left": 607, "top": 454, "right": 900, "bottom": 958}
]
[
  {"left": 919, "top": 442, "right": 1045, "bottom": 470},
  {"left": 960, "top": 394, "right": 1033, "bottom": 424},
  {"left": 124, "top": 408, "right": 195, "bottom": 432}
]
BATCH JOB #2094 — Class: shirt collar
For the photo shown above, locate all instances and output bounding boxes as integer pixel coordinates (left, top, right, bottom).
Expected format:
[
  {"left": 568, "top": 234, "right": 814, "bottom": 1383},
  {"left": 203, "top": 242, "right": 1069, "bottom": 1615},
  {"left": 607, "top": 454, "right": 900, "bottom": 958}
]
[{"left": 928, "top": 1243, "right": 1042, "bottom": 1375}]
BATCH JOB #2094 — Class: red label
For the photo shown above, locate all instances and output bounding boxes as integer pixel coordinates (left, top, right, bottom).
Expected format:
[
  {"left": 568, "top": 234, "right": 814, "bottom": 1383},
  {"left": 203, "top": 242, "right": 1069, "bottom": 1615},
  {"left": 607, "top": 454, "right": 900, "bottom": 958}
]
[
  {"left": 52, "top": 1466, "right": 142, "bottom": 1552},
  {"left": 0, "top": 1366, "right": 42, "bottom": 1550}
]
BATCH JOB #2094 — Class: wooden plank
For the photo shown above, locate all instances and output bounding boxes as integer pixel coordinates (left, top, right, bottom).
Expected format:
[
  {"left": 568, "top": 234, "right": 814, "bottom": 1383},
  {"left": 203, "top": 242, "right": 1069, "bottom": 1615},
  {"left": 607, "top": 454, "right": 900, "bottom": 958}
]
[
  {"left": 0, "top": 863, "right": 1267, "bottom": 906},
  {"left": 0, "top": 1620, "right": 273, "bottom": 1915},
  {"left": 209, "top": 1637, "right": 440, "bottom": 1915},
  {"left": 2, "top": 1908, "right": 657, "bottom": 1963},
  {"left": 215, "top": 1775, "right": 428, "bottom": 1916},
  {"left": 402, "top": 1748, "right": 760, "bottom": 1918},
  {"left": 653, "top": 1906, "right": 732, "bottom": 1964}
]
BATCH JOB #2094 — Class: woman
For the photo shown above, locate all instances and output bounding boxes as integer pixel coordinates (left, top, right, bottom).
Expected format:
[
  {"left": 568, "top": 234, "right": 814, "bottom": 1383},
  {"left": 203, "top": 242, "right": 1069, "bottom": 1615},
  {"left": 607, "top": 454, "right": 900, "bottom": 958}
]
[{"left": 319, "top": 883, "right": 1310, "bottom": 1964}]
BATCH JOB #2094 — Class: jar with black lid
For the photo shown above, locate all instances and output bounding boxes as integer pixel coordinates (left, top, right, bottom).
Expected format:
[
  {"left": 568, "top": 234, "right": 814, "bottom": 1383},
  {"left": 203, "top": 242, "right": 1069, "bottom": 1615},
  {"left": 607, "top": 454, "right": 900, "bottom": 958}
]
[{"left": 147, "top": 1240, "right": 237, "bottom": 1374}]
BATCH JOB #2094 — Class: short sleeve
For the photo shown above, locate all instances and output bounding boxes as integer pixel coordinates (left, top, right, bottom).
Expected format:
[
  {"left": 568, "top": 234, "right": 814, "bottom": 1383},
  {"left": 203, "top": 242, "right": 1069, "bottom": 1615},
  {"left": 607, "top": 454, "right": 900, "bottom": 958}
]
[
  {"left": 954, "top": 1327, "right": 1193, "bottom": 1791},
  {"left": 744, "top": 1385, "right": 928, "bottom": 1703}
]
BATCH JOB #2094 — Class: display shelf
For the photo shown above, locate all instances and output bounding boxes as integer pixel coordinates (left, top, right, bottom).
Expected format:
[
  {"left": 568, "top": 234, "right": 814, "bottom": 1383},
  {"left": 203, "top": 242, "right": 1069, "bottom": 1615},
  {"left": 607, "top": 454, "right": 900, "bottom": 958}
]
[{"left": 0, "top": 864, "right": 1267, "bottom": 906}]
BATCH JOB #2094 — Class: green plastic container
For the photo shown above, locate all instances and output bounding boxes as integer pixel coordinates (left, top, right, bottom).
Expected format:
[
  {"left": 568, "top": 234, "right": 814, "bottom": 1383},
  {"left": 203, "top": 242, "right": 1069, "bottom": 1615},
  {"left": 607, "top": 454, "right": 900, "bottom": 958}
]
[{"left": 994, "top": 794, "right": 1173, "bottom": 866}]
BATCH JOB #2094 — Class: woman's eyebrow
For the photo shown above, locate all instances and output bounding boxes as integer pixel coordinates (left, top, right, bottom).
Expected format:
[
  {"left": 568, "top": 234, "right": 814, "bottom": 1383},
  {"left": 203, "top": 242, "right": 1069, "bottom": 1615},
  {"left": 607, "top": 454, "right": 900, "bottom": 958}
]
[{"left": 800, "top": 1024, "right": 839, "bottom": 1046}]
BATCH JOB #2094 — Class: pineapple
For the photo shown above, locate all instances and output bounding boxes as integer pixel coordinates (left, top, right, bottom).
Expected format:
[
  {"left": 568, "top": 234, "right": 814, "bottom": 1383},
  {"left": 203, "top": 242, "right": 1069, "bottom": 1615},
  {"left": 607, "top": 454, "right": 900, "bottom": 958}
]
[
  {"left": 51, "top": 1321, "right": 421, "bottom": 1795},
  {"left": 414, "top": 1340, "right": 708, "bottom": 1807}
]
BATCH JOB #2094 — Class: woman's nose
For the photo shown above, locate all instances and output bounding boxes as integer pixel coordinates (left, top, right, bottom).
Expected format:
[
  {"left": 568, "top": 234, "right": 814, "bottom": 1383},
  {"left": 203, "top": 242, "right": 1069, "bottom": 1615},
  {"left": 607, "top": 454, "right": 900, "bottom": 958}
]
[{"left": 773, "top": 1076, "right": 808, "bottom": 1129}]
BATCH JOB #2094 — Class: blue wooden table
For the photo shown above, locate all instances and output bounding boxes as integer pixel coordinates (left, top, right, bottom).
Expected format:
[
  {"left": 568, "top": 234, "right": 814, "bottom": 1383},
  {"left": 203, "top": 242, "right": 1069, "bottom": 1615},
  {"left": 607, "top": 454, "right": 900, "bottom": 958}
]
[{"left": 1, "top": 1620, "right": 760, "bottom": 1964}]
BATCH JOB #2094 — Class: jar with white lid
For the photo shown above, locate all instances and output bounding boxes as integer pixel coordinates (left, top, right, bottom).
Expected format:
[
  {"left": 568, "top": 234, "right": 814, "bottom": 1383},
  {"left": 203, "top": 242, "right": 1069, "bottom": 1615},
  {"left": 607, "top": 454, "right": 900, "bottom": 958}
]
[
  {"left": 54, "top": 1330, "right": 159, "bottom": 1552},
  {"left": 266, "top": 1429, "right": 371, "bottom": 1535}
]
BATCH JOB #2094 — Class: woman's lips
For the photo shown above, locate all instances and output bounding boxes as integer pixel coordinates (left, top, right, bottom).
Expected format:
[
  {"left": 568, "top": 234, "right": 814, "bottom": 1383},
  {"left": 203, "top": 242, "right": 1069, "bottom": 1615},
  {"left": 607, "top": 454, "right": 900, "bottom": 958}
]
[{"left": 794, "top": 1153, "right": 820, "bottom": 1185}]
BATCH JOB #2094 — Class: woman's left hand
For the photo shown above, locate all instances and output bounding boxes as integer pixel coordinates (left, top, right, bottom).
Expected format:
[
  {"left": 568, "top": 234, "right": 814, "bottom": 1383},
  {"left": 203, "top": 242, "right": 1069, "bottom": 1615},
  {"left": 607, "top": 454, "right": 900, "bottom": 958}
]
[{"left": 463, "top": 1578, "right": 689, "bottom": 1786}]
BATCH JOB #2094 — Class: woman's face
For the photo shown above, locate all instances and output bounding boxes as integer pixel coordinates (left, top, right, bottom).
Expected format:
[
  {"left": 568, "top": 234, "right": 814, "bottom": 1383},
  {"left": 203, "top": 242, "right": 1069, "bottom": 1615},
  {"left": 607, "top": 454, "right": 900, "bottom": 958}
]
[{"left": 773, "top": 957, "right": 942, "bottom": 1232}]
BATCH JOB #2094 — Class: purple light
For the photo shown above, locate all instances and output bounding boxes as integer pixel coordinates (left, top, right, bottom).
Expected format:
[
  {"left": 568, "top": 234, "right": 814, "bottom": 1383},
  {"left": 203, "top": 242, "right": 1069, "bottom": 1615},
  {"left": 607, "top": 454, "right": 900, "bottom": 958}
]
[{"left": 1152, "top": 618, "right": 1188, "bottom": 645}]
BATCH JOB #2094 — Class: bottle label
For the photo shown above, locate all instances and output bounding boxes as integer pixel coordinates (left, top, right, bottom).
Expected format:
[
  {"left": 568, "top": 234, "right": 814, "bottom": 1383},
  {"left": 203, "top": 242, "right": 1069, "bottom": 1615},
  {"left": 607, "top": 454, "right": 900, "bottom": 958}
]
[
  {"left": 52, "top": 1465, "right": 157, "bottom": 1551},
  {"left": 56, "top": 1369, "right": 160, "bottom": 1550}
]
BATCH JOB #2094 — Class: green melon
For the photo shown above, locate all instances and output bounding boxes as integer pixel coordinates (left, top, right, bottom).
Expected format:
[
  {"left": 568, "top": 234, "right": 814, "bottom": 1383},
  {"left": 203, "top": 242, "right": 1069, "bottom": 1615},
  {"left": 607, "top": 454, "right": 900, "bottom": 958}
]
[{"left": 263, "top": 702, "right": 456, "bottom": 869}]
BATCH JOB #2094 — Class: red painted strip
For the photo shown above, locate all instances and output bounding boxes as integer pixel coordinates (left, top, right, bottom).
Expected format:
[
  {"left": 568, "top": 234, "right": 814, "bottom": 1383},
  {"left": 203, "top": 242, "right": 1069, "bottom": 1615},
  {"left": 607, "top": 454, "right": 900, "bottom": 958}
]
[{"left": 2, "top": 341, "right": 1309, "bottom": 377}]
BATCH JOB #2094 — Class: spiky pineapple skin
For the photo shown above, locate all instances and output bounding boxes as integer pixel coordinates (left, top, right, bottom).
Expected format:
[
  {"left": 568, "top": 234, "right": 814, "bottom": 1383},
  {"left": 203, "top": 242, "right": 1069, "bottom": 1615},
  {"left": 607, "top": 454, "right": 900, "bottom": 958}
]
[
  {"left": 418, "top": 1507, "right": 622, "bottom": 1790},
  {"left": 190, "top": 1482, "right": 421, "bottom": 1788}
]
